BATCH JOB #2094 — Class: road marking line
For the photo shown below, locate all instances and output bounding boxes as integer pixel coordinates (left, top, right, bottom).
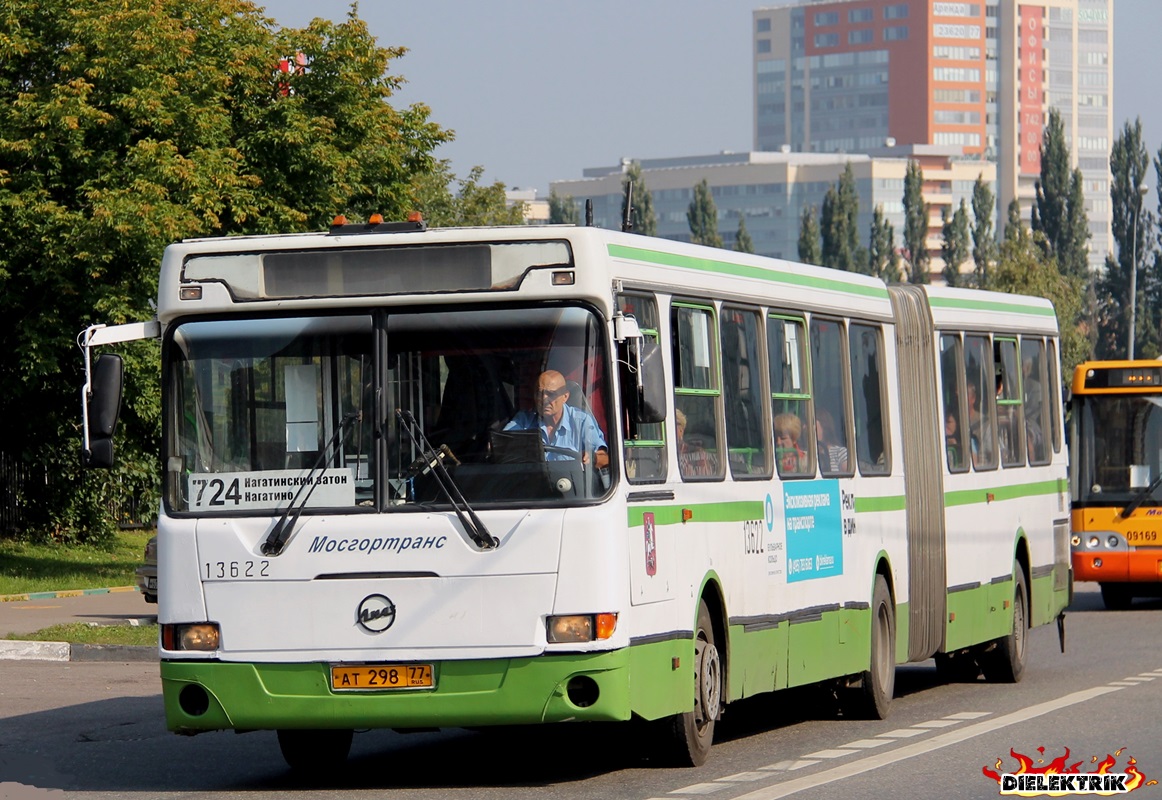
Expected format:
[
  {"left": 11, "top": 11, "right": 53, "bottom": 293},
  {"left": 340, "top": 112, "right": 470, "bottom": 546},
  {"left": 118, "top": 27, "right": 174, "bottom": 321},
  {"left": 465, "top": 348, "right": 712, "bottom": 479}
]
[
  {"left": 759, "top": 760, "right": 820, "bottom": 772},
  {"left": 942, "top": 711, "right": 991, "bottom": 720},
  {"left": 837, "top": 739, "right": 889, "bottom": 749},
  {"left": 1122, "top": 676, "right": 1154, "bottom": 681},
  {"left": 911, "top": 719, "right": 959, "bottom": 728},
  {"left": 1109, "top": 681, "right": 1140, "bottom": 686},
  {"left": 802, "top": 749, "right": 858, "bottom": 759},
  {"left": 717, "top": 772, "right": 773, "bottom": 783},
  {"left": 669, "top": 783, "right": 729, "bottom": 795},
  {"left": 875, "top": 728, "right": 926, "bottom": 738},
  {"left": 727, "top": 685, "right": 1124, "bottom": 800}
]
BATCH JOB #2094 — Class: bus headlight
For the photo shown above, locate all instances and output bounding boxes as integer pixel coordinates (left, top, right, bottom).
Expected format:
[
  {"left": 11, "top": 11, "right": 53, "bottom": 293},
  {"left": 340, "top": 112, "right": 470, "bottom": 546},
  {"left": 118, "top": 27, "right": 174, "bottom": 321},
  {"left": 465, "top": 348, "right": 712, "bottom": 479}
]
[
  {"left": 163, "top": 623, "right": 221, "bottom": 652},
  {"left": 547, "top": 613, "right": 617, "bottom": 643}
]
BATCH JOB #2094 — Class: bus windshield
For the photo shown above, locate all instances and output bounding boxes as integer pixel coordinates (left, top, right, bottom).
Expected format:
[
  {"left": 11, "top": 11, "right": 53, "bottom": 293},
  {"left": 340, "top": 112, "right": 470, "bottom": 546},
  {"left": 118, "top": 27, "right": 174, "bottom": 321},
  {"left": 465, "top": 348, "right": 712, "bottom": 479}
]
[
  {"left": 165, "top": 305, "right": 612, "bottom": 514},
  {"left": 1075, "top": 393, "right": 1162, "bottom": 505}
]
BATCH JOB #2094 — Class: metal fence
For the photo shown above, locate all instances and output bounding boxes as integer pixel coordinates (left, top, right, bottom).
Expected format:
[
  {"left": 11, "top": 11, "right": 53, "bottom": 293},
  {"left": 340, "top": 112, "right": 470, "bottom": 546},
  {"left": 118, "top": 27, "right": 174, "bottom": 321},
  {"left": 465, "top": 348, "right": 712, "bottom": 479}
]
[{"left": 0, "top": 450, "right": 154, "bottom": 536}]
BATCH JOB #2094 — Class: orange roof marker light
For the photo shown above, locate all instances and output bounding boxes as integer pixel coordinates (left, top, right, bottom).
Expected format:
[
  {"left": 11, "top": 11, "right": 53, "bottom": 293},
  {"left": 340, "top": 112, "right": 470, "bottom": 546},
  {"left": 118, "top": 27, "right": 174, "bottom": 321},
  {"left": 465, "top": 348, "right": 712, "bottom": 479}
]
[{"left": 328, "top": 213, "right": 427, "bottom": 236}]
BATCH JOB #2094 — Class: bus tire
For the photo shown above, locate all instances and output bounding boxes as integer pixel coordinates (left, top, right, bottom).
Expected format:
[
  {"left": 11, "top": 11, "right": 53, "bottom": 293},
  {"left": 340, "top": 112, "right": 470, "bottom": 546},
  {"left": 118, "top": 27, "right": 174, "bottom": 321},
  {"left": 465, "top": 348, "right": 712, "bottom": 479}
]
[
  {"left": 665, "top": 599, "right": 721, "bottom": 767},
  {"left": 1099, "top": 582, "right": 1134, "bottom": 610},
  {"left": 277, "top": 728, "right": 353, "bottom": 774},
  {"left": 982, "top": 569, "right": 1027, "bottom": 683},
  {"left": 850, "top": 575, "right": 895, "bottom": 720}
]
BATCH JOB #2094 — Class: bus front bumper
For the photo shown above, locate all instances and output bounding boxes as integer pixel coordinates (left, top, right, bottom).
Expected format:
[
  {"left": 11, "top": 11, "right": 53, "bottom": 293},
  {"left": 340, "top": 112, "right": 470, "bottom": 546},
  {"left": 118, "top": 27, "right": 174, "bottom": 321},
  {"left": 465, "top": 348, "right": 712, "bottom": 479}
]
[{"left": 161, "top": 650, "right": 639, "bottom": 733}]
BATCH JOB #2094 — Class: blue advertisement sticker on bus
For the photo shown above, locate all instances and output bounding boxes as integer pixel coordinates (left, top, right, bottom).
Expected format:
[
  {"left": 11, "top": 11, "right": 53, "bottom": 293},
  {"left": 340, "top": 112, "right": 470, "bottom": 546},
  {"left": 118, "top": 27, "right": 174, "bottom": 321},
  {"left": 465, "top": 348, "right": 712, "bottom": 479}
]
[{"left": 783, "top": 480, "right": 843, "bottom": 582}]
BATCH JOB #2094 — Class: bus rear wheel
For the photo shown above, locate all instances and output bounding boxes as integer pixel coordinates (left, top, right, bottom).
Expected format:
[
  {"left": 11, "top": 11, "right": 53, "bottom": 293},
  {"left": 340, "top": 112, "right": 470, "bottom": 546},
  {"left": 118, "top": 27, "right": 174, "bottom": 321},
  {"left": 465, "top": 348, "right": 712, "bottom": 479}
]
[
  {"left": 982, "top": 569, "right": 1027, "bottom": 683},
  {"left": 665, "top": 599, "right": 721, "bottom": 767},
  {"left": 277, "top": 728, "right": 354, "bottom": 775},
  {"left": 1100, "top": 583, "right": 1134, "bottom": 611},
  {"left": 848, "top": 575, "right": 895, "bottom": 719}
]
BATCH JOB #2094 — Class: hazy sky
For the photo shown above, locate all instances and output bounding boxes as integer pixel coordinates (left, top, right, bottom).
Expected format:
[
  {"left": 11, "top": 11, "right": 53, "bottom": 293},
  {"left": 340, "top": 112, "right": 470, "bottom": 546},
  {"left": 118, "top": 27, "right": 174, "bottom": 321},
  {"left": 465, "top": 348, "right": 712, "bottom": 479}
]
[{"left": 264, "top": 0, "right": 1160, "bottom": 196}]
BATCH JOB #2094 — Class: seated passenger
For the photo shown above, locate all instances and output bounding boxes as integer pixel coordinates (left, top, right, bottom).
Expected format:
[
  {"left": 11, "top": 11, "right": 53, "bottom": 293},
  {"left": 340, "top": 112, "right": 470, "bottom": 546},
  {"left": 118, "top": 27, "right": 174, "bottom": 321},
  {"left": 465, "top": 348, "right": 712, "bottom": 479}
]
[
  {"left": 815, "top": 407, "right": 849, "bottom": 474},
  {"left": 774, "top": 412, "right": 807, "bottom": 474},
  {"left": 504, "top": 369, "right": 608, "bottom": 468},
  {"left": 676, "top": 408, "right": 717, "bottom": 477}
]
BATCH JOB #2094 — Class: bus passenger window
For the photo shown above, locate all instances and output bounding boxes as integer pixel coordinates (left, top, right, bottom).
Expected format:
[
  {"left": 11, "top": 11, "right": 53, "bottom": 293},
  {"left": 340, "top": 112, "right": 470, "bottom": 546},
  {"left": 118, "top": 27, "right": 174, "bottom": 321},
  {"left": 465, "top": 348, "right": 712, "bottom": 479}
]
[
  {"left": 995, "top": 337, "right": 1025, "bottom": 468},
  {"left": 851, "top": 324, "right": 891, "bottom": 474},
  {"left": 721, "top": 306, "right": 770, "bottom": 478},
  {"left": 810, "top": 318, "right": 852, "bottom": 477},
  {"left": 965, "top": 335, "right": 998, "bottom": 470},
  {"left": 1021, "top": 338, "right": 1050, "bottom": 466},
  {"left": 618, "top": 293, "right": 666, "bottom": 482},
  {"left": 768, "top": 314, "right": 814, "bottom": 478},
  {"left": 939, "top": 334, "right": 968, "bottom": 473},
  {"left": 673, "top": 303, "right": 723, "bottom": 481}
]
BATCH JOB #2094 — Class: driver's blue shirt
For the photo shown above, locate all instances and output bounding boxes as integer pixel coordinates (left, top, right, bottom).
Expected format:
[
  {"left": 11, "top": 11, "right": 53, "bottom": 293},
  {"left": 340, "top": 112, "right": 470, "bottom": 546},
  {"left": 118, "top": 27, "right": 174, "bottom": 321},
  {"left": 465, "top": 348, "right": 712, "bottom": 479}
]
[{"left": 504, "top": 405, "right": 607, "bottom": 461}]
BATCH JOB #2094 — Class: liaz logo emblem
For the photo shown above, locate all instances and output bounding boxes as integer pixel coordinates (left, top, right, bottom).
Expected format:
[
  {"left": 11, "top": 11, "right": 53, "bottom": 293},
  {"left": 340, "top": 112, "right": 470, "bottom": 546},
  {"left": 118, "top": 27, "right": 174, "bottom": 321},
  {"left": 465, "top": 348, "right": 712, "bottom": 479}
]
[{"left": 356, "top": 594, "right": 397, "bottom": 633}]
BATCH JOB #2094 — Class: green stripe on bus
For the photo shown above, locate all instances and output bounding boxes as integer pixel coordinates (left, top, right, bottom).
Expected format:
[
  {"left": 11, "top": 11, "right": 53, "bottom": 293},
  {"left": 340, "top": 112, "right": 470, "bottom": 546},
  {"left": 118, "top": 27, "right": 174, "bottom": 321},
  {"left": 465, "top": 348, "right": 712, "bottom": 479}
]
[
  {"left": 945, "top": 478, "right": 1064, "bottom": 507},
  {"left": 628, "top": 501, "right": 766, "bottom": 527},
  {"left": 927, "top": 296, "right": 1056, "bottom": 317},
  {"left": 607, "top": 244, "right": 890, "bottom": 300},
  {"left": 854, "top": 495, "right": 906, "bottom": 513}
]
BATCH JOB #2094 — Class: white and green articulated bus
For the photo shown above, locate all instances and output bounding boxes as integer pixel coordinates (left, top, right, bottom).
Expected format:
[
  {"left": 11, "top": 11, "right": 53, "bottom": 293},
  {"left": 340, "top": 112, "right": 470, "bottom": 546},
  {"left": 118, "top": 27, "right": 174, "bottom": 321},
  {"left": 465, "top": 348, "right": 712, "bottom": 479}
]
[{"left": 80, "top": 217, "right": 1070, "bottom": 772}]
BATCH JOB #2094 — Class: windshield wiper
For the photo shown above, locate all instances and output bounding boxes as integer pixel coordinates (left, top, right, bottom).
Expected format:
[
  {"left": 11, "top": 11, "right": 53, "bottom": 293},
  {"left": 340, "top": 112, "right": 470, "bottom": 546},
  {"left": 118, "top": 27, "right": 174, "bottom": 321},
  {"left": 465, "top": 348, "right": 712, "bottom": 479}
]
[
  {"left": 396, "top": 409, "right": 497, "bottom": 550},
  {"left": 1120, "top": 471, "right": 1162, "bottom": 520},
  {"left": 261, "top": 411, "right": 359, "bottom": 556}
]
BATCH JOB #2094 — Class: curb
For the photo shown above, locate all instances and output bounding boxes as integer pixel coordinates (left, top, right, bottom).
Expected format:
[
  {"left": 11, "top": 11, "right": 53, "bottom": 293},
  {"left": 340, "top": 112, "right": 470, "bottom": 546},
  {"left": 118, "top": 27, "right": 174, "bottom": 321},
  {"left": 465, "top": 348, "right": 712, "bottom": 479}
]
[
  {"left": 0, "top": 640, "right": 156, "bottom": 662},
  {"left": 0, "top": 586, "right": 140, "bottom": 603}
]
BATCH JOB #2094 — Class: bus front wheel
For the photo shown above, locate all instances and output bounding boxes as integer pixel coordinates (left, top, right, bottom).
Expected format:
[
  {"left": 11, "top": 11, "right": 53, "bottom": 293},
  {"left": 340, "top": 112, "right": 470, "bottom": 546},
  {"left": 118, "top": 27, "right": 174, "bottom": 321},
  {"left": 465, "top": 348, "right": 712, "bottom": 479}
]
[
  {"left": 1099, "top": 582, "right": 1134, "bottom": 611},
  {"left": 277, "top": 728, "right": 354, "bottom": 775},
  {"left": 665, "top": 599, "right": 722, "bottom": 767}
]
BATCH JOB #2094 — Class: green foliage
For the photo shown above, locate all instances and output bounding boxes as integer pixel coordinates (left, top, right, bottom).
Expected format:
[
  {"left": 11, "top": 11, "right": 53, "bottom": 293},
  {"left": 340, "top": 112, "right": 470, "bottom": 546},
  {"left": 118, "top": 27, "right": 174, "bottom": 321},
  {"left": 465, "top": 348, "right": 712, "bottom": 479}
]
[
  {"left": 0, "top": 0, "right": 452, "bottom": 541},
  {"left": 5, "top": 622, "right": 157, "bottom": 646},
  {"left": 1033, "top": 109, "right": 1090, "bottom": 280},
  {"left": 733, "top": 214, "right": 754, "bottom": 253},
  {"left": 903, "top": 159, "right": 930, "bottom": 284},
  {"left": 866, "top": 204, "right": 900, "bottom": 282},
  {"left": 820, "top": 162, "right": 861, "bottom": 271},
  {"left": 1095, "top": 119, "right": 1154, "bottom": 359},
  {"left": 620, "top": 162, "right": 657, "bottom": 236},
  {"left": 798, "top": 204, "right": 821, "bottom": 265},
  {"left": 941, "top": 200, "right": 971, "bottom": 286},
  {"left": 549, "top": 189, "right": 580, "bottom": 225},
  {"left": 687, "top": 179, "right": 722, "bottom": 248},
  {"left": 414, "top": 163, "right": 524, "bottom": 227},
  {"left": 971, "top": 174, "right": 996, "bottom": 289},
  {"left": 992, "top": 231, "right": 1090, "bottom": 376}
]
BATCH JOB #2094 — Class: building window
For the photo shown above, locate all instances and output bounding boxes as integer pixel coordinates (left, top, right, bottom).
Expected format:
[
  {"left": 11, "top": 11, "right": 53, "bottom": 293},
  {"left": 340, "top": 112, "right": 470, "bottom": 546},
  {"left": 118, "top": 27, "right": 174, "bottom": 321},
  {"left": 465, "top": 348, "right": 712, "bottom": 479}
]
[
  {"left": 884, "top": 4, "right": 910, "bottom": 20},
  {"left": 814, "top": 33, "right": 840, "bottom": 48},
  {"left": 757, "top": 17, "right": 771, "bottom": 32},
  {"left": 814, "top": 11, "right": 839, "bottom": 26},
  {"left": 933, "top": 66, "right": 981, "bottom": 82},
  {"left": 849, "top": 7, "right": 874, "bottom": 23},
  {"left": 883, "top": 25, "right": 909, "bottom": 41},
  {"left": 757, "top": 38, "right": 772, "bottom": 54},
  {"left": 849, "top": 29, "right": 874, "bottom": 45}
]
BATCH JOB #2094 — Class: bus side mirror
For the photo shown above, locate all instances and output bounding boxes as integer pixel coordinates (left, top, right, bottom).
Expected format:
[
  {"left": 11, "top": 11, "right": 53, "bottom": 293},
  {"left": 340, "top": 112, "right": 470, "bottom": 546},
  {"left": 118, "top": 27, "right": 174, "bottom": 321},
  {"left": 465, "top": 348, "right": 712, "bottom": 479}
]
[
  {"left": 634, "top": 341, "right": 666, "bottom": 424},
  {"left": 84, "top": 353, "right": 124, "bottom": 469}
]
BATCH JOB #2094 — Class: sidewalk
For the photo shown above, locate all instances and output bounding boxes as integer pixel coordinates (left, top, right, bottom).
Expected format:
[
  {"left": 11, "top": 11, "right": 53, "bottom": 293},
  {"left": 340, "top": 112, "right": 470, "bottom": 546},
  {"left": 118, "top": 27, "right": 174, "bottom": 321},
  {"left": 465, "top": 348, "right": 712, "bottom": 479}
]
[{"left": 0, "top": 587, "right": 157, "bottom": 662}]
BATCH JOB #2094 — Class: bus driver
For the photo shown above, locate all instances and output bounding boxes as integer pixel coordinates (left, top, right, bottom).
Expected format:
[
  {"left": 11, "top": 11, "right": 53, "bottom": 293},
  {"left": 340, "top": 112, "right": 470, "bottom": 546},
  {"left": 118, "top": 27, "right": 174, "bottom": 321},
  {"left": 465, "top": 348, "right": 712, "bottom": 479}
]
[{"left": 505, "top": 369, "right": 609, "bottom": 469}]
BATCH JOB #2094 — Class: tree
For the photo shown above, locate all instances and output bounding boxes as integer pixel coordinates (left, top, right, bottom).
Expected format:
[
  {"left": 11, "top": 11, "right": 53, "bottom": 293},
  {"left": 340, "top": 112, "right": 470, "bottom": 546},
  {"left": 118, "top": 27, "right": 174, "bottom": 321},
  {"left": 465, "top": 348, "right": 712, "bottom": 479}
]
[
  {"left": 620, "top": 161, "right": 657, "bottom": 236},
  {"left": 970, "top": 174, "right": 996, "bottom": 289},
  {"left": 820, "top": 162, "right": 861, "bottom": 271},
  {"left": 548, "top": 189, "right": 580, "bottom": 225},
  {"left": 903, "top": 159, "right": 930, "bottom": 284},
  {"left": 414, "top": 163, "right": 524, "bottom": 227},
  {"left": 941, "top": 200, "right": 971, "bottom": 286},
  {"left": 798, "top": 205, "right": 821, "bottom": 265},
  {"left": 992, "top": 228, "right": 1091, "bottom": 376},
  {"left": 867, "top": 204, "right": 901, "bottom": 283},
  {"left": 1033, "top": 109, "right": 1090, "bottom": 279},
  {"left": 687, "top": 179, "right": 722, "bottom": 248},
  {"left": 1095, "top": 119, "right": 1154, "bottom": 359},
  {"left": 734, "top": 214, "right": 754, "bottom": 253},
  {"left": 0, "top": 1, "right": 452, "bottom": 541},
  {"left": 1004, "top": 198, "right": 1027, "bottom": 245}
]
